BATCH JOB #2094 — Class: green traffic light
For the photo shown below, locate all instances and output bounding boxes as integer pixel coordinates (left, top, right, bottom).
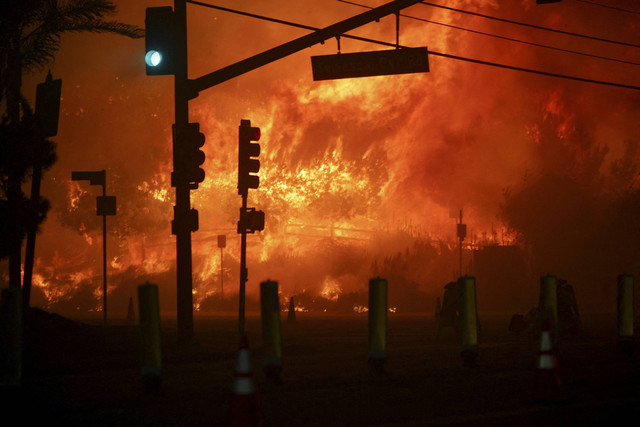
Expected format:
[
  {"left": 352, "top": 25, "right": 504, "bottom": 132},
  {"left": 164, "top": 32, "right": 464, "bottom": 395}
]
[{"left": 145, "top": 50, "right": 162, "bottom": 67}]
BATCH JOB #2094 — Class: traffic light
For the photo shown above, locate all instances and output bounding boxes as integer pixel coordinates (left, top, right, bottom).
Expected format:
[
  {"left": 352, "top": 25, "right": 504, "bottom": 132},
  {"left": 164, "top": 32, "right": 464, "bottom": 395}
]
[
  {"left": 238, "top": 208, "right": 265, "bottom": 233},
  {"left": 238, "top": 119, "right": 261, "bottom": 196},
  {"left": 145, "top": 7, "right": 176, "bottom": 75},
  {"left": 173, "top": 123, "right": 205, "bottom": 188},
  {"left": 35, "top": 71, "right": 62, "bottom": 138},
  {"left": 172, "top": 208, "right": 199, "bottom": 234}
]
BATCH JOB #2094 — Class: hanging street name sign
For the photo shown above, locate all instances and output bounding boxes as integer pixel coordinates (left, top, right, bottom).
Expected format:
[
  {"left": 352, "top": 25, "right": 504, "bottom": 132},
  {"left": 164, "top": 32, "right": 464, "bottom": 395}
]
[{"left": 311, "top": 47, "right": 429, "bottom": 81}]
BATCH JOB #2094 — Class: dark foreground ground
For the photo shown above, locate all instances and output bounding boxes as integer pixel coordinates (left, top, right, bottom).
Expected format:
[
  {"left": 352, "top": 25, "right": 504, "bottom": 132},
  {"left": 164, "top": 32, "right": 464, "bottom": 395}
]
[{"left": 3, "top": 310, "right": 640, "bottom": 426}]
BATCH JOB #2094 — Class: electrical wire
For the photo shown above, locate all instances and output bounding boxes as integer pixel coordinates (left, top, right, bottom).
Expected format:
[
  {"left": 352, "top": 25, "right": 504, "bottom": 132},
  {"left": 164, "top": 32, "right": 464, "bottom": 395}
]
[
  {"left": 419, "top": 1, "right": 640, "bottom": 48},
  {"left": 186, "top": 0, "right": 640, "bottom": 91},
  {"left": 574, "top": 0, "right": 640, "bottom": 15},
  {"left": 339, "top": 0, "right": 640, "bottom": 66}
]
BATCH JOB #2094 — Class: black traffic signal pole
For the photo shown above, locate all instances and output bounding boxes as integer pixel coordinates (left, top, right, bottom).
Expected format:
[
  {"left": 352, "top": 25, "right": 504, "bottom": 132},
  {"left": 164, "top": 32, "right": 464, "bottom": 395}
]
[
  {"left": 23, "top": 72, "right": 62, "bottom": 309},
  {"left": 101, "top": 181, "right": 108, "bottom": 326},
  {"left": 237, "top": 120, "right": 262, "bottom": 334},
  {"left": 168, "top": 0, "right": 423, "bottom": 340},
  {"left": 239, "top": 195, "right": 248, "bottom": 335},
  {"left": 174, "top": 0, "right": 194, "bottom": 342},
  {"left": 23, "top": 164, "right": 42, "bottom": 308}
]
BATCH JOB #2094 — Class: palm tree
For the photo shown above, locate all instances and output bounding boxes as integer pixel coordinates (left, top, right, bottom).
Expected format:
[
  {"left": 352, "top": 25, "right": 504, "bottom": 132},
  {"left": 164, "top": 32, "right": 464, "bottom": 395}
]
[{"left": 0, "top": 0, "right": 143, "bottom": 303}]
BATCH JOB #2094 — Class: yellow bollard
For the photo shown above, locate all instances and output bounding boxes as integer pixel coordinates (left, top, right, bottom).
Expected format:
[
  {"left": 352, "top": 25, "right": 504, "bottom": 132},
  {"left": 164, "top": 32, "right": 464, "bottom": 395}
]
[
  {"left": 539, "top": 275, "right": 558, "bottom": 347},
  {"left": 0, "top": 287, "right": 22, "bottom": 386},
  {"left": 457, "top": 276, "right": 478, "bottom": 366},
  {"left": 368, "top": 277, "right": 387, "bottom": 372},
  {"left": 617, "top": 274, "right": 634, "bottom": 353},
  {"left": 138, "top": 282, "right": 162, "bottom": 389},
  {"left": 260, "top": 280, "right": 282, "bottom": 383}
]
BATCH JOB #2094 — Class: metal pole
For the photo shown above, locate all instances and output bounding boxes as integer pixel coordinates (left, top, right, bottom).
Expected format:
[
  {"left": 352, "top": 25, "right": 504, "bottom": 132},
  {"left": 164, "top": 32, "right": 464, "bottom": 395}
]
[
  {"left": 7, "top": 54, "right": 22, "bottom": 291},
  {"left": 239, "top": 196, "right": 248, "bottom": 334},
  {"left": 23, "top": 165, "right": 42, "bottom": 308},
  {"left": 174, "top": 0, "right": 194, "bottom": 341},
  {"left": 459, "top": 210, "right": 463, "bottom": 277},
  {"left": 395, "top": 11, "right": 400, "bottom": 49},
  {"left": 220, "top": 246, "right": 224, "bottom": 302},
  {"left": 102, "top": 176, "right": 107, "bottom": 326}
]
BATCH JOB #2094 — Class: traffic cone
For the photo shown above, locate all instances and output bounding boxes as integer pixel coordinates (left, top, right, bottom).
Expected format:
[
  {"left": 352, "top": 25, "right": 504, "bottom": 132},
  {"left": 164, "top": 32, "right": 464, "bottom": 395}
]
[
  {"left": 534, "top": 321, "right": 562, "bottom": 401},
  {"left": 228, "top": 335, "right": 263, "bottom": 426}
]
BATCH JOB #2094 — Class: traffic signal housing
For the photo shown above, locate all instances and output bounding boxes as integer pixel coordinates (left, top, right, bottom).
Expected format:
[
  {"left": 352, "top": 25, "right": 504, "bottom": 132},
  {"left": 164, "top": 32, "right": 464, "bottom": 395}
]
[
  {"left": 172, "top": 208, "right": 199, "bottom": 234},
  {"left": 145, "top": 7, "right": 176, "bottom": 75},
  {"left": 238, "top": 119, "right": 261, "bottom": 196},
  {"left": 35, "top": 71, "right": 62, "bottom": 138},
  {"left": 173, "top": 123, "right": 205, "bottom": 188},
  {"left": 238, "top": 208, "right": 265, "bottom": 234}
]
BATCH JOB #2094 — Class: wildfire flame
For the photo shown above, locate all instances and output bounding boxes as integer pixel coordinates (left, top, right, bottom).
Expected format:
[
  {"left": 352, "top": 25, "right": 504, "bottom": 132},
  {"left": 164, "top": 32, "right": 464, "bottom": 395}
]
[{"left": 6, "top": 0, "right": 638, "bottom": 315}]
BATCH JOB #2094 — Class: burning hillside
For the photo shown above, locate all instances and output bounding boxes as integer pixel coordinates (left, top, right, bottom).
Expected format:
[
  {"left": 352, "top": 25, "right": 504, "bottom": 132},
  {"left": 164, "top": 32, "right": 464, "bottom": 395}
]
[{"left": 4, "top": 0, "right": 639, "bottom": 316}]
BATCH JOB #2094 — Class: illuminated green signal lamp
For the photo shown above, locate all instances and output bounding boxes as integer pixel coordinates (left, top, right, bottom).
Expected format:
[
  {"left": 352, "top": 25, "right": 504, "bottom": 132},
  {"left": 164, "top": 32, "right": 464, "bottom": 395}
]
[
  {"left": 145, "top": 50, "right": 163, "bottom": 68},
  {"left": 145, "top": 7, "right": 175, "bottom": 76}
]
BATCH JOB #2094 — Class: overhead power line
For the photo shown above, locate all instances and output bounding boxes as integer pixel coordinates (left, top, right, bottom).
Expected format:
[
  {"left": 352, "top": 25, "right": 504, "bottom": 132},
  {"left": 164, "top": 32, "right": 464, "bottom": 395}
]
[
  {"left": 574, "top": 0, "right": 640, "bottom": 15},
  {"left": 419, "top": 1, "right": 640, "bottom": 49},
  {"left": 186, "top": 0, "right": 640, "bottom": 91},
  {"left": 339, "top": 0, "right": 640, "bottom": 66}
]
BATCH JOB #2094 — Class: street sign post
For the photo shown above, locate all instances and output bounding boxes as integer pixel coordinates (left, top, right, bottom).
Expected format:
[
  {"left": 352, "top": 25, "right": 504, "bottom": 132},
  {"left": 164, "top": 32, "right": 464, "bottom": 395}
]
[
  {"left": 71, "top": 170, "right": 116, "bottom": 326},
  {"left": 218, "top": 235, "right": 226, "bottom": 302}
]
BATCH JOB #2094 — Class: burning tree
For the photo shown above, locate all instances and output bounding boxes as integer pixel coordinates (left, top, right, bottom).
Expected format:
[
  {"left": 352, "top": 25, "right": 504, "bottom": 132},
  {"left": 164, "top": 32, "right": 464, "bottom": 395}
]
[
  {"left": 0, "top": 1, "right": 142, "bottom": 300},
  {"left": 501, "top": 106, "right": 640, "bottom": 311}
]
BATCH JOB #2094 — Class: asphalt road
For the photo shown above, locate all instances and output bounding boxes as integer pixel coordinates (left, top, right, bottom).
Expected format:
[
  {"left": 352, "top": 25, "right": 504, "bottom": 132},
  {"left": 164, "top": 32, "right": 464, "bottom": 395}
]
[{"left": 4, "top": 310, "right": 640, "bottom": 426}]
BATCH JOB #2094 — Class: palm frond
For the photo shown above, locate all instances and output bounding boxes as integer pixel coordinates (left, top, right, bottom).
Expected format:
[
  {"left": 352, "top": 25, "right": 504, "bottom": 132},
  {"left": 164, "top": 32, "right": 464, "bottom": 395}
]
[
  {"left": 60, "top": 19, "right": 144, "bottom": 39},
  {"left": 18, "top": 1, "right": 143, "bottom": 73},
  {"left": 55, "top": 0, "right": 118, "bottom": 22}
]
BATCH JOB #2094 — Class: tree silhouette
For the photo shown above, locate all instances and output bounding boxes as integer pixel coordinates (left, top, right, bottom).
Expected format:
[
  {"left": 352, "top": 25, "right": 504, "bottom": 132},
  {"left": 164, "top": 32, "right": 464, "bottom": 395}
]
[{"left": 0, "top": 1, "right": 143, "bottom": 298}]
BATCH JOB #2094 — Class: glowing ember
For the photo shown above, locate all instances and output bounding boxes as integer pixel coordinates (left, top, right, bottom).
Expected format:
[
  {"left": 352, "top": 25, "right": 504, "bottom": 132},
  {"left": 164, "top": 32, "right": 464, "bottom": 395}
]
[
  {"left": 321, "top": 277, "right": 343, "bottom": 302},
  {"left": 353, "top": 304, "right": 368, "bottom": 313}
]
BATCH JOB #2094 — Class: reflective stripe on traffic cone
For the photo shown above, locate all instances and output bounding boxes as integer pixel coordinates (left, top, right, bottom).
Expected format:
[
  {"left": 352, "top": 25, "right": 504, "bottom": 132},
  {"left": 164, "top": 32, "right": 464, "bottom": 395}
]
[
  {"left": 535, "top": 322, "right": 562, "bottom": 401},
  {"left": 228, "top": 335, "right": 263, "bottom": 426}
]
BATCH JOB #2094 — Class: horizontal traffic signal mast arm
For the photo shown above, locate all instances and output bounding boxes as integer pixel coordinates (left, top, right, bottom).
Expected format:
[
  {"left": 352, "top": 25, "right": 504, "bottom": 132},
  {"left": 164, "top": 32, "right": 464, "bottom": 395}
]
[{"left": 188, "top": 0, "right": 423, "bottom": 95}]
